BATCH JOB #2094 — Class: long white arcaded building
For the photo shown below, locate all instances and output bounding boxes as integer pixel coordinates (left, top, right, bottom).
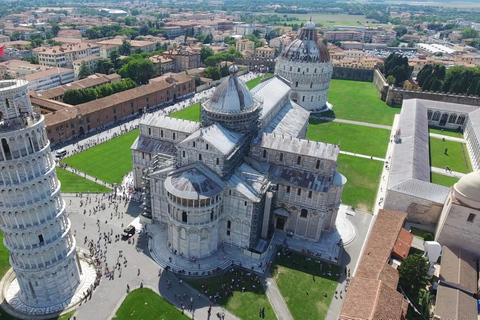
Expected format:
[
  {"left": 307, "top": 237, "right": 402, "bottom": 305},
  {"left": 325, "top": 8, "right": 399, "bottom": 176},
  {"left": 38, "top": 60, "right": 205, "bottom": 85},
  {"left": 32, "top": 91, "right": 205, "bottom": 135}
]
[{"left": 0, "top": 80, "right": 81, "bottom": 307}]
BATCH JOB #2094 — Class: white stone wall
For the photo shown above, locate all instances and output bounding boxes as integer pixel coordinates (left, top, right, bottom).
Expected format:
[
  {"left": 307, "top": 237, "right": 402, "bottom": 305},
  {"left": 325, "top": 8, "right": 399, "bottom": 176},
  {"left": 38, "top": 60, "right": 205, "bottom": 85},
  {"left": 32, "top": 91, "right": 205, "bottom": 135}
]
[
  {"left": 276, "top": 59, "right": 333, "bottom": 112},
  {"left": 0, "top": 80, "right": 80, "bottom": 308},
  {"left": 465, "top": 119, "right": 480, "bottom": 171},
  {"left": 435, "top": 199, "right": 480, "bottom": 256},
  {"left": 221, "top": 188, "right": 255, "bottom": 249},
  {"left": 177, "top": 138, "right": 225, "bottom": 177}
]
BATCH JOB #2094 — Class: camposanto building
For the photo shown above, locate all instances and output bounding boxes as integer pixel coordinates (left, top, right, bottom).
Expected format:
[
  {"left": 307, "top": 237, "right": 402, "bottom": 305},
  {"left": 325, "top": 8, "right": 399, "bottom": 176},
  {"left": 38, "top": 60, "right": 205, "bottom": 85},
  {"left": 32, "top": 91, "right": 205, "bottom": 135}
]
[
  {"left": 132, "top": 67, "right": 346, "bottom": 258},
  {"left": 0, "top": 80, "right": 81, "bottom": 308}
]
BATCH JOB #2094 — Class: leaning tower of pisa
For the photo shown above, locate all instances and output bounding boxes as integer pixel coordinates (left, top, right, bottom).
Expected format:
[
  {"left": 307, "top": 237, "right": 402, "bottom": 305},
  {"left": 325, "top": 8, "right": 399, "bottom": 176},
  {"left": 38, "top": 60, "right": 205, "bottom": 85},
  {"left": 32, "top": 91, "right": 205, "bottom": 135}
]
[{"left": 0, "top": 80, "right": 81, "bottom": 308}]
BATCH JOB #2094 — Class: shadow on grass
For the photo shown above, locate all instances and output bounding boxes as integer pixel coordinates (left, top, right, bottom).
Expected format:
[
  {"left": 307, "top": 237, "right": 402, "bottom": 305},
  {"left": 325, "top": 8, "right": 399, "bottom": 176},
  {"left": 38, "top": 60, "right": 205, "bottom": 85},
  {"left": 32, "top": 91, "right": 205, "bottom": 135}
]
[{"left": 160, "top": 267, "right": 276, "bottom": 320}]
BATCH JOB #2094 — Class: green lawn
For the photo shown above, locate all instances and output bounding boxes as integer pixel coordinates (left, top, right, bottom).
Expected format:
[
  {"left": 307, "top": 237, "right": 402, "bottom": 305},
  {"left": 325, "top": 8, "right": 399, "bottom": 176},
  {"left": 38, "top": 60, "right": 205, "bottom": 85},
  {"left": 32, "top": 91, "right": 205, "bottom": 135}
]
[
  {"left": 307, "top": 120, "right": 390, "bottom": 158},
  {"left": 61, "top": 129, "right": 139, "bottom": 184},
  {"left": 185, "top": 268, "right": 276, "bottom": 320},
  {"left": 429, "top": 127, "right": 463, "bottom": 138},
  {"left": 337, "top": 154, "right": 383, "bottom": 211},
  {"left": 272, "top": 251, "right": 341, "bottom": 320},
  {"left": 113, "top": 288, "right": 189, "bottom": 320},
  {"left": 429, "top": 137, "right": 471, "bottom": 173},
  {"left": 431, "top": 172, "right": 459, "bottom": 188},
  {"left": 327, "top": 79, "right": 400, "bottom": 126},
  {"left": 170, "top": 102, "right": 201, "bottom": 122},
  {"left": 56, "top": 168, "right": 111, "bottom": 193},
  {"left": 246, "top": 73, "right": 273, "bottom": 90},
  {"left": 409, "top": 227, "right": 433, "bottom": 241}
]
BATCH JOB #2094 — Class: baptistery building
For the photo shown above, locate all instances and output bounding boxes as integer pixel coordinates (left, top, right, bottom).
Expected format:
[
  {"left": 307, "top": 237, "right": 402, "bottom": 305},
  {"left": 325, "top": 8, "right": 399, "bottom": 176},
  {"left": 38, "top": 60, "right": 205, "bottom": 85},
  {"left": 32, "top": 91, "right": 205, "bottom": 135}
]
[
  {"left": 132, "top": 67, "right": 345, "bottom": 258},
  {"left": 275, "top": 20, "right": 333, "bottom": 112},
  {"left": 0, "top": 80, "right": 81, "bottom": 308}
]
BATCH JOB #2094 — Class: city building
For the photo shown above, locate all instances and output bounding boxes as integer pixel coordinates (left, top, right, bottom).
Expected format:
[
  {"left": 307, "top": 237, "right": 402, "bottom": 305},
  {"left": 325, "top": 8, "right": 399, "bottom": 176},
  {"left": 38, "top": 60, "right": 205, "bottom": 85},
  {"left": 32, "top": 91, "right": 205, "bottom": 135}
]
[
  {"left": 33, "top": 43, "right": 100, "bottom": 68},
  {"left": 324, "top": 30, "right": 362, "bottom": 42},
  {"left": 96, "top": 38, "right": 157, "bottom": 54},
  {"left": 0, "top": 80, "right": 81, "bottom": 308},
  {"left": 132, "top": 66, "right": 345, "bottom": 259},
  {"left": 235, "top": 39, "right": 255, "bottom": 54},
  {"left": 275, "top": 21, "right": 333, "bottom": 112},
  {"left": 255, "top": 45, "right": 276, "bottom": 59},
  {"left": 163, "top": 48, "right": 201, "bottom": 72},
  {"left": 234, "top": 24, "right": 255, "bottom": 36},
  {"left": 73, "top": 56, "right": 102, "bottom": 79}
]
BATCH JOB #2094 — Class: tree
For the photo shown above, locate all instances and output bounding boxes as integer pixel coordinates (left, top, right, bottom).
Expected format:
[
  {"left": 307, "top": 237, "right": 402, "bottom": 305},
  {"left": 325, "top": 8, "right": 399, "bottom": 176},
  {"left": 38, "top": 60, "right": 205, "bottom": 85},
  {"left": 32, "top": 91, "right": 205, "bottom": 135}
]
[
  {"left": 109, "top": 50, "right": 121, "bottom": 70},
  {"left": 96, "top": 59, "right": 115, "bottom": 75},
  {"left": 393, "top": 26, "right": 407, "bottom": 37},
  {"left": 200, "top": 46, "right": 214, "bottom": 64},
  {"left": 461, "top": 28, "right": 479, "bottom": 39},
  {"left": 386, "top": 75, "right": 396, "bottom": 85},
  {"left": 398, "top": 254, "right": 429, "bottom": 301},
  {"left": 119, "top": 59, "right": 154, "bottom": 84},
  {"left": 204, "top": 66, "right": 221, "bottom": 80},
  {"left": 139, "top": 24, "right": 149, "bottom": 36},
  {"left": 383, "top": 53, "right": 412, "bottom": 86},
  {"left": 51, "top": 23, "right": 60, "bottom": 37},
  {"left": 78, "top": 61, "right": 93, "bottom": 79},
  {"left": 118, "top": 39, "right": 132, "bottom": 56}
]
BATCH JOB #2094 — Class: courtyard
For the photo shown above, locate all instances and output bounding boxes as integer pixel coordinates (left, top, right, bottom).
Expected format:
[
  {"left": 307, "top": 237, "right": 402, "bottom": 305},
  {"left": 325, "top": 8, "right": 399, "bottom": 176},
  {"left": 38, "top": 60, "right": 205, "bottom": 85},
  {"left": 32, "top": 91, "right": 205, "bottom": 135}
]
[
  {"left": 169, "top": 102, "right": 201, "bottom": 122},
  {"left": 61, "top": 129, "right": 139, "bottom": 184},
  {"left": 185, "top": 268, "right": 276, "bottom": 320},
  {"left": 429, "top": 136, "right": 471, "bottom": 173},
  {"left": 272, "top": 250, "right": 341, "bottom": 320},
  {"left": 307, "top": 120, "right": 390, "bottom": 158},
  {"left": 56, "top": 168, "right": 111, "bottom": 193},
  {"left": 112, "top": 288, "right": 190, "bottom": 320},
  {"left": 326, "top": 79, "right": 400, "bottom": 126},
  {"left": 431, "top": 172, "right": 459, "bottom": 188}
]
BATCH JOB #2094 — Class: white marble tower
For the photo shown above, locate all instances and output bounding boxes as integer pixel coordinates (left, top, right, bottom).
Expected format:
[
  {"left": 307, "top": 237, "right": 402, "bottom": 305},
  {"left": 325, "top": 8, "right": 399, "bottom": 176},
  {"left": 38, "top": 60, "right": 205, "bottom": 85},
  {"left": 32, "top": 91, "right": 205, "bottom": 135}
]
[{"left": 0, "top": 80, "right": 81, "bottom": 307}]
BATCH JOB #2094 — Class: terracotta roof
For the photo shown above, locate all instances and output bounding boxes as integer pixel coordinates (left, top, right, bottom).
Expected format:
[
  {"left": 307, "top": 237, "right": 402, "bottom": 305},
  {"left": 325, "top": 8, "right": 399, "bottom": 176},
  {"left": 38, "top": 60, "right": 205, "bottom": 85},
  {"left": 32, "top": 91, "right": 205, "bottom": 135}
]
[
  {"left": 44, "top": 81, "right": 173, "bottom": 127},
  {"left": 392, "top": 228, "right": 413, "bottom": 260},
  {"left": 435, "top": 285, "right": 477, "bottom": 320},
  {"left": 30, "top": 96, "right": 73, "bottom": 112},
  {"left": 356, "top": 210, "right": 407, "bottom": 280},
  {"left": 339, "top": 277, "right": 406, "bottom": 320}
]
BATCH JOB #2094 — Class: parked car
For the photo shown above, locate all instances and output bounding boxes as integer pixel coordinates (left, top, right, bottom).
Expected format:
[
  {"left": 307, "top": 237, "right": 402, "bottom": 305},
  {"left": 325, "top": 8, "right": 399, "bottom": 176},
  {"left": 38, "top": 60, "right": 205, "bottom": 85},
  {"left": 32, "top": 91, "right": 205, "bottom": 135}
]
[{"left": 122, "top": 225, "right": 136, "bottom": 240}]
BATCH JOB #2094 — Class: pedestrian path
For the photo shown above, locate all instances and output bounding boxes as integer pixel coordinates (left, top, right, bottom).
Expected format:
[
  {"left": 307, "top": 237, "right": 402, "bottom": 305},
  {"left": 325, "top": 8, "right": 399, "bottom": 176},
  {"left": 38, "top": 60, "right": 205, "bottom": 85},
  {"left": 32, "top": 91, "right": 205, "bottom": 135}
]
[
  {"left": 430, "top": 132, "right": 466, "bottom": 143},
  {"left": 339, "top": 150, "right": 385, "bottom": 162},
  {"left": 313, "top": 116, "right": 392, "bottom": 130},
  {"left": 431, "top": 166, "right": 466, "bottom": 178}
]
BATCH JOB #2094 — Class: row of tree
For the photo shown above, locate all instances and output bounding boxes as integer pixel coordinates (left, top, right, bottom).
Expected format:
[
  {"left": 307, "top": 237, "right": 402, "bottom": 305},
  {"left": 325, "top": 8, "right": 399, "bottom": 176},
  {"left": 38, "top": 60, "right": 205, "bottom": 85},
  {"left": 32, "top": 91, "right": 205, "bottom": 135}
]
[
  {"left": 62, "top": 78, "right": 136, "bottom": 105},
  {"left": 417, "top": 64, "right": 480, "bottom": 96}
]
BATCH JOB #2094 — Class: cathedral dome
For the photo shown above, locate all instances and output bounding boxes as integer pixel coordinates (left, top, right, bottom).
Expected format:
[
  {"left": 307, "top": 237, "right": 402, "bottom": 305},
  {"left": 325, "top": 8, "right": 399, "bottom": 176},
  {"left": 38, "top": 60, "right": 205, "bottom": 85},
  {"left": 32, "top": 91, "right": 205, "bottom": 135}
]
[
  {"left": 453, "top": 171, "right": 480, "bottom": 209},
  {"left": 165, "top": 167, "right": 223, "bottom": 200},
  {"left": 280, "top": 21, "right": 330, "bottom": 63},
  {"left": 208, "top": 65, "right": 255, "bottom": 114}
]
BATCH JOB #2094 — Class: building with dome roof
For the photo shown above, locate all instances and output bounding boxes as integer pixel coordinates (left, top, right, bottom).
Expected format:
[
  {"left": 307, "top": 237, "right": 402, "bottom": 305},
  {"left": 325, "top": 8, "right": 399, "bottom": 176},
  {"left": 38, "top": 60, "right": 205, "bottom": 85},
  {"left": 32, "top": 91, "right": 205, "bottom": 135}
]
[
  {"left": 131, "top": 67, "right": 346, "bottom": 258},
  {"left": 275, "top": 20, "right": 333, "bottom": 112},
  {"left": 435, "top": 171, "right": 480, "bottom": 256}
]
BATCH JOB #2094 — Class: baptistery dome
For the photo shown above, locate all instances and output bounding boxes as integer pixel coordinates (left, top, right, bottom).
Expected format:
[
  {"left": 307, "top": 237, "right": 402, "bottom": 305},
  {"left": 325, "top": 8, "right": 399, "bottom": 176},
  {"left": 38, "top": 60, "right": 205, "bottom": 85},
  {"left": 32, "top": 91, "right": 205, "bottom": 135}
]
[
  {"left": 453, "top": 171, "right": 480, "bottom": 209},
  {"left": 275, "top": 20, "right": 333, "bottom": 112},
  {"left": 201, "top": 65, "right": 262, "bottom": 134}
]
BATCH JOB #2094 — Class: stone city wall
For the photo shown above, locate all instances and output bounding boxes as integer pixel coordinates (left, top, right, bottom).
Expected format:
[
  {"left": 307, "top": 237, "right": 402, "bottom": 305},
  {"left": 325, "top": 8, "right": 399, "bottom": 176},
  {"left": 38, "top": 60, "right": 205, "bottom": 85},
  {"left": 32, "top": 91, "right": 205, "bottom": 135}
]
[
  {"left": 385, "top": 88, "right": 480, "bottom": 107},
  {"left": 332, "top": 67, "right": 374, "bottom": 82},
  {"left": 373, "top": 69, "right": 389, "bottom": 101}
]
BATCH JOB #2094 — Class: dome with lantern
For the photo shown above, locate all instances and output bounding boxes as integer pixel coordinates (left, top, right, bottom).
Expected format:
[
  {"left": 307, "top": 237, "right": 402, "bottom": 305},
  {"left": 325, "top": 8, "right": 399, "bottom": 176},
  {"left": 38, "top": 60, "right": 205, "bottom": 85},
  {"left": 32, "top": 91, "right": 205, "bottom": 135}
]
[{"left": 275, "top": 20, "right": 333, "bottom": 113}]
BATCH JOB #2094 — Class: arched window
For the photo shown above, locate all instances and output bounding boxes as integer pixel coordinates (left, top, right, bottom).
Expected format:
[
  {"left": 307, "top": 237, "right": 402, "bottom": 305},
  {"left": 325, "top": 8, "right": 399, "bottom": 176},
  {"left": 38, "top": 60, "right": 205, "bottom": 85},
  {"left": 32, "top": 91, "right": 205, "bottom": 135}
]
[
  {"left": 173, "top": 132, "right": 176, "bottom": 140},
  {"left": 182, "top": 212, "right": 187, "bottom": 223},
  {"left": 457, "top": 115, "right": 466, "bottom": 125},
  {"left": 432, "top": 111, "right": 441, "bottom": 121},
  {"left": 279, "top": 153, "right": 283, "bottom": 162},
  {"left": 297, "top": 156, "right": 301, "bottom": 165},
  {"left": 448, "top": 114, "right": 457, "bottom": 124},
  {"left": 161, "top": 130, "right": 163, "bottom": 138},
  {"left": 198, "top": 154, "right": 202, "bottom": 161},
  {"left": 193, "top": 141, "right": 196, "bottom": 147},
  {"left": 2, "top": 138, "right": 11, "bottom": 160},
  {"left": 263, "top": 150, "right": 267, "bottom": 158},
  {"left": 216, "top": 158, "right": 219, "bottom": 165},
  {"left": 226, "top": 220, "right": 231, "bottom": 236},
  {"left": 316, "top": 160, "right": 320, "bottom": 169},
  {"left": 148, "top": 128, "right": 151, "bottom": 135},
  {"left": 180, "top": 228, "right": 186, "bottom": 239},
  {"left": 201, "top": 229, "right": 209, "bottom": 239},
  {"left": 300, "top": 209, "right": 308, "bottom": 218},
  {"left": 427, "top": 110, "right": 432, "bottom": 120},
  {"left": 182, "top": 151, "right": 185, "bottom": 158},
  {"left": 206, "top": 143, "right": 209, "bottom": 150}
]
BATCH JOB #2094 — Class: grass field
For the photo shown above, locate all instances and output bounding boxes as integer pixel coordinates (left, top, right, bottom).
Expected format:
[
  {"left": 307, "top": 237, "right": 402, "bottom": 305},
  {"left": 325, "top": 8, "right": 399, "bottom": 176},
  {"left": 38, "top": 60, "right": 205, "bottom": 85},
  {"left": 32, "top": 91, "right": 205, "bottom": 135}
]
[
  {"left": 267, "top": 13, "right": 378, "bottom": 27},
  {"left": 170, "top": 102, "right": 201, "bottom": 122},
  {"left": 429, "top": 127, "right": 463, "bottom": 138},
  {"left": 337, "top": 154, "right": 383, "bottom": 211},
  {"left": 429, "top": 137, "right": 471, "bottom": 174},
  {"left": 272, "top": 251, "right": 341, "bottom": 320},
  {"left": 307, "top": 120, "right": 390, "bottom": 158},
  {"left": 112, "top": 288, "right": 189, "bottom": 320},
  {"left": 246, "top": 73, "right": 273, "bottom": 90},
  {"left": 56, "top": 168, "right": 111, "bottom": 193},
  {"left": 431, "top": 172, "right": 459, "bottom": 188},
  {"left": 185, "top": 268, "right": 275, "bottom": 320},
  {"left": 61, "top": 129, "right": 139, "bottom": 184},
  {"left": 326, "top": 79, "right": 400, "bottom": 126}
]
